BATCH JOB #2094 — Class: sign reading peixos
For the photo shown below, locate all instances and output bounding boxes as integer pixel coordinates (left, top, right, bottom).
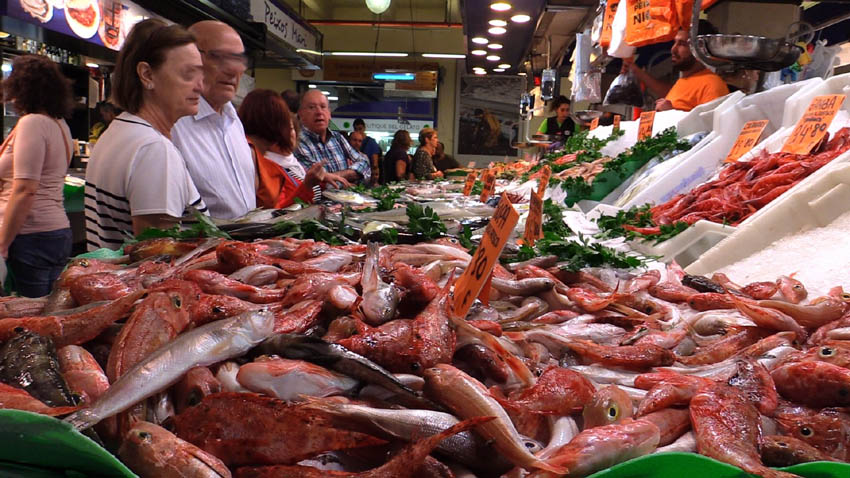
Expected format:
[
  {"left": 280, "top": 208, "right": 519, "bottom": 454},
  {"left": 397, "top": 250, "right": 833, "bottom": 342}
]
[{"left": 251, "top": 0, "right": 318, "bottom": 52}]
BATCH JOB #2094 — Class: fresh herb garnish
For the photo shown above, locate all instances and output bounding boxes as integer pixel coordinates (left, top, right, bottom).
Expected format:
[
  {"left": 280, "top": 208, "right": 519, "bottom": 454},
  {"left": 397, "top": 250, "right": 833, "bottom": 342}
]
[
  {"left": 135, "top": 210, "right": 231, "bottom": 241},
  {"left": 406, "top": 203, "right": 447, "bottom": 239},
  {"left": 595, "top": 204, "right": 690, "bottom": 244},
  {"left": 506, "top": 233, "right": 649, "bottom": 270},
  {"left": 470, "top": 180, "right": 483, "bottom": 196},
  {"left": 381, "top": 228, "right": 399, "bottom": 244}
]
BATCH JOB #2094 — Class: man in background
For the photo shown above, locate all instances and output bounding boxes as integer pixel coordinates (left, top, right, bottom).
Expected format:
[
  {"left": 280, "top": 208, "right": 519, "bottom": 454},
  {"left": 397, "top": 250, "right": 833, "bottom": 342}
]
[{"left": 353, "top": 118, "right": 381, "bottom": 185}]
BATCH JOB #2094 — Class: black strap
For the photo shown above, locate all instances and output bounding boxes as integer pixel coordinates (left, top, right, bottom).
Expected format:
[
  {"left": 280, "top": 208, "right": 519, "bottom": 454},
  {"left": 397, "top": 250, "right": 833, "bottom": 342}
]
[{"left": 114, "top": 118, "right": 153, "bottom": 128}]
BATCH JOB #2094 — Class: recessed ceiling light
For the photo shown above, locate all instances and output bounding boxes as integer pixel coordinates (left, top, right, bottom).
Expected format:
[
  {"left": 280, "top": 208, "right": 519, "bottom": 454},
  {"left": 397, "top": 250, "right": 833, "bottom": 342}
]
[
  {"left": 498, "top": 63, "right": 511, "bottom": 69},
  {"left": 488, "top": 43, "right": 503, "bottom": 50},
  {"left": 471, "top": 49, "right": 487, "bottom": 56},
  {"left": 518, "top": 72, "right": 527, "bottom": 76},
  {"left": 488, "top": 26, "right": 506, "bottom": 35},
  {"left": 490, "top": 2, "right": 511, "bottom": 11},
  {"left": 85, "top": 62, "right": 99, "bottom": 68},
  {"left": 321, "top": 91, "right": 331, "bottom": 95},
  {"left": 511, "top": 14, "right": 531, "bottom": 23},
  {"left": 308, "top": 84, "right": 317, "bottom": 88},
  {"left": 471, "top": 36, "right": 488, "bottom": 44},
  {"left": 489, "top": 19, "right": 507, "bottom": 27},
  {"left": 486, "top": 55, "right": 501, "bottom": 61},
  {"left": 475, "top": 70, "right": 487, "bottom": 75},
  {"left": 493, "top": 68, "right": 505, "bottom": 72},
  {"left": 328, "top": 96, "right": 339, "bottom": 101}
]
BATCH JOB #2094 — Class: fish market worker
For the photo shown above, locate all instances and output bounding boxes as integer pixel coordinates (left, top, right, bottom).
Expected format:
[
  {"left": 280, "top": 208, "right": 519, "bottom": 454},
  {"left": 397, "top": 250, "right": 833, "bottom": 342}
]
[
  {"left": 537, "top": 95, "right": 576, "bottom": 138},
  {"left": 626, "top": 20, "right": 729, "bottom": 112},
  {"left": 295, "top": 89, "right": 372, "bottom": 185},
  {"left": 171, "top": 21, "right": 255, "bottom": 220}
]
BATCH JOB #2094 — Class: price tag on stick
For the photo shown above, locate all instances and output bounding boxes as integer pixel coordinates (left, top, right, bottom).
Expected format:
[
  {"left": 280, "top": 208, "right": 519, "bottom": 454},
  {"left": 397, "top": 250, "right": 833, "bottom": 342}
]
[
  {"left": 725, "top": 120, "right": 769, "bottom": 163},
  {"left": 523, "top": 192, "right": 544, "bottom": 246},
  {"left": 782, "top": 94, "right": 845, "bottom": 155},
  {"left": 452, "top": 196, "right": 520, "bottom": 319},
  {"left": 479, "top": 171, "right": 496, "bottom": 203},
  {"left": 590, "top": 117, "right": 600, "bottom": 130},
  {"left": 637, "top": 111, "right": 655, "bottom": 140},
  {"left": 462, "top": 172, "right": 477, "bottom": 196},
  {"left": 613, "top": 114, "right": 621, "bottom": 132},
  {"left": 537, "top": 165, "right": 551, "bottom": 197}
]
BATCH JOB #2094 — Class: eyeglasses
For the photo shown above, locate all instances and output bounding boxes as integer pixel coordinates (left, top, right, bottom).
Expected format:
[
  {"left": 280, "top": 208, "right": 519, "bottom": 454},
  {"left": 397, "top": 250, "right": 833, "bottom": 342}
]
[{"left": 198, "top": 49, "right": 250, "bottom": 68}]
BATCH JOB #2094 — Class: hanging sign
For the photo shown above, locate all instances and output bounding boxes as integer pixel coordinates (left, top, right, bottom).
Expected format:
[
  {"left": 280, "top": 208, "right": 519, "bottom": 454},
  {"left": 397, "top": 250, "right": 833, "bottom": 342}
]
[
  {"left": 782, "top": 94, "right": 845, "bottom": 155},
  {"left": 725, "top": 120, "right": 769, "bottom": 163},
  {"left": 250, "top": 0, "right": 320, "bottom": 52},
  {"left": 637, "top": 111, "right": 655, "bottom": 140}
]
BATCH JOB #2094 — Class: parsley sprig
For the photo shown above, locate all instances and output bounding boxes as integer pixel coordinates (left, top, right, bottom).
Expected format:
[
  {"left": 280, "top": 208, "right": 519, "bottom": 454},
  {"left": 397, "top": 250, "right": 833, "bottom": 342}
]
[{"left": 406, "top": 203, "right": 447, "bottom": 239}]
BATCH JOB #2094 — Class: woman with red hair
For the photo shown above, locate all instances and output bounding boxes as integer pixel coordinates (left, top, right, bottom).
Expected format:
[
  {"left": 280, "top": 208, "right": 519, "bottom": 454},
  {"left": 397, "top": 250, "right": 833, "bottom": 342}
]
[{"left": 238, "top": 89, "right": 348, "bottom": 208}]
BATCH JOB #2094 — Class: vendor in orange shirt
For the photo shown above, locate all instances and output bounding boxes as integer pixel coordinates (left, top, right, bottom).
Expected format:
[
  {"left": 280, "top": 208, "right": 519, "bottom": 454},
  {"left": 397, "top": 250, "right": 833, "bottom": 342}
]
[{"left": 627, "top": 20, "right": 729, "bottom": 112}]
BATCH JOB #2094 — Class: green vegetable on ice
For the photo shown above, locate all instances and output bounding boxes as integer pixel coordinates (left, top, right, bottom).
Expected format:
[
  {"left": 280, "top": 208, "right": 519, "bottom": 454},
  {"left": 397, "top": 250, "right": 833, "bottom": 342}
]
[
  {"left": 595, "top": 204, "right": 690, "bottom": 244},
  {"left": 406, "top": 203, "right": 447, "bottom": 239}
]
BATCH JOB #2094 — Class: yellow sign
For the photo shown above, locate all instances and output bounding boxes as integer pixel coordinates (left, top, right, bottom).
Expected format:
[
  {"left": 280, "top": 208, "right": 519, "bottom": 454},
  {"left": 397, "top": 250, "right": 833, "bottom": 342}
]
[
  {"left": 782, "top": 94, "right": 845, "bottom": 155},
  {"left": 725, "top": 120, "right": 769, "bottom": 163}
]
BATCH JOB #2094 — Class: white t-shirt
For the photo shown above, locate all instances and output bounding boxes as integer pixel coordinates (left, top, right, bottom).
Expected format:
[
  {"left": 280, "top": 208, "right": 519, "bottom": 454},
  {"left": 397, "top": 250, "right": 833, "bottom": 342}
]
[
  {"left": 84, "top": 112, "right": 207, "bottom": 251},
  {"left": 171, "top": 97, "right": 255, "bottom": 220}
]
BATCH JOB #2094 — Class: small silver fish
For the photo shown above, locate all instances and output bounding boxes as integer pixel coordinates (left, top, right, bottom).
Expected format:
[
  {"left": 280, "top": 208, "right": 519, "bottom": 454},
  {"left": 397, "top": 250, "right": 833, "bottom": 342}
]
[{"left": 360, "top": 242, "right": 400, "bottom": 326}]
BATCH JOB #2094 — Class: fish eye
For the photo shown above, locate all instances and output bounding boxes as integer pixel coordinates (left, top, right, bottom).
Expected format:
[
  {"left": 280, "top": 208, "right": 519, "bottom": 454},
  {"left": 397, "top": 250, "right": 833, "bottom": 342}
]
[
  {"left": 842, "top": 293, "right": 850, "bottom": 300},
  {"left": 212, "top": 306, "right": 223, "bottom": 314},
  {"left": 172, "top": 296, "right": 182, "bottom": 308},
  {"left": 79, "top": 259, "right": 89, "bottom": 267},
  {"left": 793, "top": 284, "right": 803, "bottom": 290},
  {"left": 800, "top": 426, "right": 813, "bottom": 437},
  {"left": 138, "top": 431, "right": 152, "bottom": 441},
  {"left": 607, "top": 404, "right": 620, "bottom": 421},
  {"left": 819, "top": 347, "right": 835, "bottom": 357}
]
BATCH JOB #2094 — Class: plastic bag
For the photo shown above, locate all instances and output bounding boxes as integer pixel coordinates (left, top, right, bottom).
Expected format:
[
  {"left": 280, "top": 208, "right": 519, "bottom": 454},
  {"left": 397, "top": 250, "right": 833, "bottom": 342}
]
[
  {"left": 802, "top": 40, "right": 840, "bottom": 80},
  {"left": 572, "top": 71, "right": 602, "bottom": 103},
  {"left": 625, "top": 0, "right": 678, "bottom": 47},
  {"left": 600, "top": 0, "right": 620, "bottom": 49},
  {"left": 608, "top": 0, "right": 636, "bottom": 58},
  {"left": 604, "top": 71, "right": 644, "bottom": 106}
]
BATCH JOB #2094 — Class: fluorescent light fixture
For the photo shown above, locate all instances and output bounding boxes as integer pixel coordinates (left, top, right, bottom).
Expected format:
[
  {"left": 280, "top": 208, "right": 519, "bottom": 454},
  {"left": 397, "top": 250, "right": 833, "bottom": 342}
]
[
  {"left": 488, "top": 26, "right": 506, "bottom": 35},
  {"left": 372, "top": 72, "right": 416, "bottom": 81},
  {"left": 489, "top": 19, "right": 507, "bottom": 27},
  {"left": 422, "top": 53, "right": 466, "bottom": 59},
  {"left": 518, "top": 72, "right": 527, "bottom": 76},
  {"left": 321, "top": 91, "right": 331, "bottom": 95},
  {"left": 328, "top": 96, "right": 339, "bottom": 101},
  {"left": 486, "top": 55, "right": 501, "bottom": 61},
  {"left": 296, "top": 48, "right": 322, "bottom": 56},
  {"left": 473, "top": 67, "right": 486, "bottom": 72},
  {"left": 308, "top": 84, "right": 317, "bottom": 88},
  {"left": 85, "top": 62, "right": 99, "bottom": 68},
  {"left": 498, "top": 63, "right": 511, "bottom": 69},
  {"left": 490, "top": 2, "right": 511, "bottom": 11},
  {"left": 475, "top": 70, "right": 487, "bottom": 75},
  {"left": 488, "top": 43, "right": 503, "bottom": 49},
  {"left": 471, "top": 49, "right": 487, "bottom": 56},
  {"left": 0, "top": 64, "right": 11, "bottom": 73},
  {"left": 493, "top": 68, "right": 505, "bottom": 72},
  {"left": 471, "top": 36, "right": 488, "bottom": 44},
  {"left": 328, "top": 51, "right": 408, "bottom": 57},
  {"left": 511, "top": 14, "right": 531, "bottom": 23}
]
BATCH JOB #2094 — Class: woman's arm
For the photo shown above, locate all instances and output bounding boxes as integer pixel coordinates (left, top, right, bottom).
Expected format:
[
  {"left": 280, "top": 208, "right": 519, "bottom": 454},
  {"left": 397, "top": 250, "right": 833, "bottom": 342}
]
[
  {"left": 537, "top": 120, "right": 548, "bottom": 134},
  {"left": 0, "top": 179, "right": 39, "bottom": 258},
  {"left": 132, "top": 214, "right": 178, "bottom": 235},
  {"left": 395, "top": 158, "right": 407, "bottom": 180}
]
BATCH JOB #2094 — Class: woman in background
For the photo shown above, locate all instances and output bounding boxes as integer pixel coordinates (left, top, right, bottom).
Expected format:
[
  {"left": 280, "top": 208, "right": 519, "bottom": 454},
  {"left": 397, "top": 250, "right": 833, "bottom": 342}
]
[
  {"left": 411, "top": 127, "right": 443, "bottom": 180},
  {"left": 382, "top": 129, "right": 413, "bottom": 183},
  {"left": 239, "top": 89, "right": 348, "bottom": 208},
  {"left": 0, "top": 55, "right": 75, "bottom": 296},
  {"left": 537, "top": 95, "right": 575, "bottom": 138}
]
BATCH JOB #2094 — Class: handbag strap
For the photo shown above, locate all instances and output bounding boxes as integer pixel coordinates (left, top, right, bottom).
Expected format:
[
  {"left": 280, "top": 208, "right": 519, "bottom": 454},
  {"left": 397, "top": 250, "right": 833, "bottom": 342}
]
[
  {"left": 53, "top": 118, "right": 72, "bottom": 165},
  {"left": 0, "top": 126, "right": 16, "bottom": 158}
]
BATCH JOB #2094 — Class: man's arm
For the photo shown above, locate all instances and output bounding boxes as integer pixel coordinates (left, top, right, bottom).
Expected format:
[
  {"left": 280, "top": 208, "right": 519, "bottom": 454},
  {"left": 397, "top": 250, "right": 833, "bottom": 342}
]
[
  {"left": 340, "top": 136, "right": 372, "bottom": 183},
  {"left": 627, "top": 62, "right": 673, "bottom": 99}
]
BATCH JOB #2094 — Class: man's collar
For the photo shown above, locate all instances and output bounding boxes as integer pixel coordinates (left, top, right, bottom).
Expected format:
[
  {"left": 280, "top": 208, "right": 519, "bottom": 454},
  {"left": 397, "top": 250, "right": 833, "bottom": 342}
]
[
  {"left": 194, "top": 97, "right": 236, "bottom": 120},
  {"left": 303, "top": 127, "right": 330, "bottom": 143}
]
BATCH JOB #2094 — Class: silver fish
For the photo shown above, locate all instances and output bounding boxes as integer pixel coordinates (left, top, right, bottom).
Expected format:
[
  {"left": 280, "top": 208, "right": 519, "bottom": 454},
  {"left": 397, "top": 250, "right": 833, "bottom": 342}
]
[
  {"left": 303, "top": 250, "right": 355, "bottom": 272},
  {"left": 228, "top": 265, "right": 282, "bottom": 286},
  {"left": 65, "top": 310, "right": 274, "bottom": 430},
  {"left": 236, "top": 358, "right": 359, "bottom": 401},
  {"left": 360, "top": 242, "right": 400, "bottom": 326},
  {"left": 491, "top": 277, "right": 555, "bottom": 296}
]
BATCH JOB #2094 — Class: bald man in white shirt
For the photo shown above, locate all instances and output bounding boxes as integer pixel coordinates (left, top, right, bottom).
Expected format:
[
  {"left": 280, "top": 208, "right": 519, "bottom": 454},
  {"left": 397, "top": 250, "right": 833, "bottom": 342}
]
[{"left": 171, "top": 21, "right": 255, "bottom": 219}]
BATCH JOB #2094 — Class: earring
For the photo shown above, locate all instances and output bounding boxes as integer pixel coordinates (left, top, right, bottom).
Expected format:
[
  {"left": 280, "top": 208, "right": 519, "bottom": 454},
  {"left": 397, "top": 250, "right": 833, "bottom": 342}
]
[{"left": 146, "top": 83, "right": 154, "bottom": 90}]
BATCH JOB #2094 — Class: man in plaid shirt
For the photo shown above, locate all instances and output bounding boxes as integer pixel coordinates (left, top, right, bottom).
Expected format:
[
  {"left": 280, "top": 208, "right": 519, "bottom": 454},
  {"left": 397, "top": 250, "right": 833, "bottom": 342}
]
[{"left": 295, "top": 90, "right": 371, "bottom": 184}]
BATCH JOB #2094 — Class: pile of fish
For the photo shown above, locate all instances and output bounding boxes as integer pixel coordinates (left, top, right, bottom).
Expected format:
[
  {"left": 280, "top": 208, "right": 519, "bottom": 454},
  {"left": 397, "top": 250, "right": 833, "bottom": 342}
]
[{"left": 0, "top": 236, "right": 849, "bottom": 478}]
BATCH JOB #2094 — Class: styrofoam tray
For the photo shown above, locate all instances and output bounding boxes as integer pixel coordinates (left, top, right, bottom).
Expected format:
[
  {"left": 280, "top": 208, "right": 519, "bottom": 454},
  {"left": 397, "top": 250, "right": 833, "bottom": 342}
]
[
  {"left": 686, "top": 163, "right": 850, "bottom": 275},
  {"left": 588, "top": 110, "right": 689, "bottom": 158}
]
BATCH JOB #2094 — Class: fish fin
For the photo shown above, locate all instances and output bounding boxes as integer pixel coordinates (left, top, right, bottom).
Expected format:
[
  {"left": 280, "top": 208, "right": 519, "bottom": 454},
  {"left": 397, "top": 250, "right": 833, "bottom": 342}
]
[{"left": 533, "top": 460, "right": 568, "bottom": 475}]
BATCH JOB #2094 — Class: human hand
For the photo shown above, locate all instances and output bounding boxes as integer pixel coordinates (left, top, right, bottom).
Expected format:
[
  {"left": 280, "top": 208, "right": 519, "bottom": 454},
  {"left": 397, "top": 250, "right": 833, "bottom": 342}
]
[
  {"left": 432, "top": 171, "right": 444, "bottom": 178},
  {"left": 655, "top": 98, "right": 673, "bottom": 112},
  {"left": 324, "top": 172, "right": 351, "bottom": 190}
]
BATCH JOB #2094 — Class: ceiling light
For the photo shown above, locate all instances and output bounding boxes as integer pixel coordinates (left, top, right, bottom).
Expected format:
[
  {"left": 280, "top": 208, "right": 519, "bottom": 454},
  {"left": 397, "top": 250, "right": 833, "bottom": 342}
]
[
  {"left": 473, "top": 67, "right": 486, "bottom": 71},
  {"left": 498, "top": 63, "right": 511, "bottom": 69},
  {"left": 486, "top": 55, "right": 501, "bottom": 61},
  {"left": 328, "top": 96, "right": 339, "bottom": 101},
  {"left": 488, "top": 43, "right": 503, "bottom": 50},
  {"left": 511, "top": 14, "right": 531, "bottom": 23},
  {"left": 422, "top": 53, "right": 466, "bottom": 58},
  {"left": 490, "top": 2, "right": 511, "bottom": 11},
  {"left": 475, "top": 70, "right": 487, "bottom": 75},
  {"left": 518, "top": 72, "right": 527, "bottom": 76},
  {"left": 85, "top": 62, "right": 99, "bottom": 68},
  {"left": 373, "top": 72, "right": 416, "bottom": 81},
  {"left": 321, "top": 91, "right": 330, "bottom": 95},
  {"left": 493, "top": 68, "right": 505, "bottom": 72},
  {"left": 471, "top": 49, "right": 487, "bottom": 56},
  {"left": 471, "top": 36, "right": 488, "bottom": 44},
  {"left": 488, "top": 26, "right": 506, "bottom": 35},
  {"left": 328, "top": 51, "right": 408, "bottom": 57},
  {"left": 0, "top": 64, "right": 11, "bottom": 73},
  {"left": 308, "top": 84, "right": 317, "bottom": 88},
  {"left": 365, "top": 0, "right": 391, "bottom": 14},
  {"left": 489, "top": 19, "right": 507, "bottom": 27}
]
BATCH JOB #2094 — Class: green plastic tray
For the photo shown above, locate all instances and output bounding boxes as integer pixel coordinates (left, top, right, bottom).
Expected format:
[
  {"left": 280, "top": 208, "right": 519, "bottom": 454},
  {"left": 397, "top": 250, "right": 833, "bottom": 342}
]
[
  {"left": 62, "top": 184, "right": 84, "bottom": 214},
  {"left": 0, "top": 410, "right": 136, "bottom": 478}
]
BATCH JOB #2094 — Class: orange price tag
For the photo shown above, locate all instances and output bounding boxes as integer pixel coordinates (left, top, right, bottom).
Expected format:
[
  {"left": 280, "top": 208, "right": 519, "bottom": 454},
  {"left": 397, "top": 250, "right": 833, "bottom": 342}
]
[
  {"left": 590, "top": 117, "right": 600, "bottom": 130},
  {"left": 462, "top": 172, "right": 477, "bottom": 196},
  {"left": 523, "top": 192, "right": 544, "bottom": 246},
  {"left": 613, "top": 114, "right": 621, "bottom": 131},
  {"left": 479, "top": 171, "right": 496, "bottom": 203},
  {"left": 725, "top": 120, "right": 769, "bottom": 163},
  {"left": 637, "top": 111, "right": 655, "bottom": 140},
  {"left": 452, "top": 196, "right": 520, "bottom": 319},
  {"left": 537, "top": 165, "right": 551, "bottom": 197},
  {"left": 782, "top": 94, "right": 846, "bottom": 155}
]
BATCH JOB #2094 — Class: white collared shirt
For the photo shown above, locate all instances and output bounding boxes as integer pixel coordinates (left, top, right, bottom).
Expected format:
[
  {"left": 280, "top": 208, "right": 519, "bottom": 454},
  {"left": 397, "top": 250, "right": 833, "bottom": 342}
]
[{"left": 171, "top": 97, "right": 256, "bottom": 219}]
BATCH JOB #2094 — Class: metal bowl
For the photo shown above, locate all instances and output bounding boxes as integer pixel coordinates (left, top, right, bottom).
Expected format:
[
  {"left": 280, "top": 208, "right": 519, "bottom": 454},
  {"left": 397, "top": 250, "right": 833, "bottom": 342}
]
[
  {"left": 574, "top": 110, "right": 603, "bottom": 122},
  {"left": 694, "top": 34, "right": 802, "bottom": 71}
]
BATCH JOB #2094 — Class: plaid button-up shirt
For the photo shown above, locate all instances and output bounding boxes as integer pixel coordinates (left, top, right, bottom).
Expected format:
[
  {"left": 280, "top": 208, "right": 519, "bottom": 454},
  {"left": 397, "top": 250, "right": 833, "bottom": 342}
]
[{"left": 294, "top": 128, "right": 372, "bottom": 184}]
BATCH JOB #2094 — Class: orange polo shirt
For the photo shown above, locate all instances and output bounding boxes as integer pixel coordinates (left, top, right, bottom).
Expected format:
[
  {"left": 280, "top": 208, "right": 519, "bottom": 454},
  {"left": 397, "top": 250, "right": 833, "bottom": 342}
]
[{"left": 665, "top": 69, "right": 729, "bottom": 112}]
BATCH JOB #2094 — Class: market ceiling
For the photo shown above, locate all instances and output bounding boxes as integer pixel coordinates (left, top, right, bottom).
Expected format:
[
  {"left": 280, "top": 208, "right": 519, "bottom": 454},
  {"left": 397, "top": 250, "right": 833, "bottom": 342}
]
[{"left": 461, "top": 1, "right": 547, "bottom": 75}]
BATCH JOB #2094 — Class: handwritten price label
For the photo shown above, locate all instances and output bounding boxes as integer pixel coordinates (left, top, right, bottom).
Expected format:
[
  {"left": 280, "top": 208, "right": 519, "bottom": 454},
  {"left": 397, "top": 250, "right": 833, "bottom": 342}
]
[
  {"left": 452, "top": 195, "right": 519, "bottom": 319},
  {"left": 537, "top": 165, "right": 551, "bottom": 197},
  {"left": 613, "top": 114, "right": 621, "bottom": 131},
  {"left": 462, "top": 172, "right": 477, "bottom": 196},
  {"left": 590, "top": 117, "right": 600, "bottom": 130},
  {"left": 479, "top": 171, "right": 496, "bottom": 203},
  {"left": 637, "top": 111, "right": 655, "bottom": 140},
  {"left": 725, "top": 120, "right": 769, "bottom": 163},
  {"left": 782, "top": 94, "right": 845, "bottom": 155},
  {"left": 523, "top": 192, "right": 544, "bottom": 246}
]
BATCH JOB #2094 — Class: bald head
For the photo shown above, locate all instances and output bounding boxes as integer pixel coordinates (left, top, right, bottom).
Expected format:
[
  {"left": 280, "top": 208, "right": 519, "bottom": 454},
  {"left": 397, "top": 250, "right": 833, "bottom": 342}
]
[
  {"left": 189, "top": 21, "right": 247, "bottom": 111},
  {"left": 299, "top": 89, "right": 331, "bottom": 136}
]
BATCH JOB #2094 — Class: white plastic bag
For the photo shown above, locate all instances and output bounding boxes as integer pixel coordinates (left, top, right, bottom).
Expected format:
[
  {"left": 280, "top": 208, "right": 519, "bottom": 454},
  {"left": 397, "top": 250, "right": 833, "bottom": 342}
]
[
  {"left": 608, "top": 0, "right": 636, "bottom": 59},
  {"left": 802, "top": 40, "right": 840, "bottom": 80},
  {"left": 573, "top": 71, "right": 602, "bottom": 103}
]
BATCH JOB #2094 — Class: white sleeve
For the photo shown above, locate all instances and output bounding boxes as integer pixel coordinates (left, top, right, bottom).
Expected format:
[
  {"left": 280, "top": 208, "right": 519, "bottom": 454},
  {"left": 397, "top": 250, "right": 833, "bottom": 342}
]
[{"left": 126, "top": 140, "right": 202, "bottom": 217}]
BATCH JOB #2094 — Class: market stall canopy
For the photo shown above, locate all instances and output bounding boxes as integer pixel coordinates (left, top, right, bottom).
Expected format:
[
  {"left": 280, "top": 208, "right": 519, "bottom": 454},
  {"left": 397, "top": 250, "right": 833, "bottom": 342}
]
[{"left": 461, "top": 0, "right": 546, "bottom": 74}]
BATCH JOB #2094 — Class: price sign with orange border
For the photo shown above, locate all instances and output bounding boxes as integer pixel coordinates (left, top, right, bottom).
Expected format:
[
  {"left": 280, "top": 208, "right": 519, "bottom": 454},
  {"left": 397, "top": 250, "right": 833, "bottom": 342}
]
[
  {"left": 479, "top": 171, "right": 496, "bottom": 202},
  {"left": 613, "top": 114, "right": 621, "bottom": 131},
  {"left": 782, "top": 95, "right": 845, "bottom": 155},
  {"left": 537, "top": 165, "right": 551, "bottom": 197},
  {"left": 637, "top": 111, "right": 655, "bottom": 140},
  {"left": 462, "top": 172, "right": 477, "bottom": 195},
  {"left": 523, "top": 192, "right": 544, "bottom": 246},
  {"left": 590, "top": 117, "right": 600, "bottom": 130},
  {"left": 724, "top": 120, "right": 769, "bottom": 163},
  {"left": 452, "top": 195, "right": 520, "bottom": 319}
]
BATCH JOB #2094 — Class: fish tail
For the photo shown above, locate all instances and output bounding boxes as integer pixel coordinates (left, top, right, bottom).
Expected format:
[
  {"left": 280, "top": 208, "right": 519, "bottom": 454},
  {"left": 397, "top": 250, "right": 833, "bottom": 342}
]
[{"left": 63, "top": 409, "right": 96, "bottom": 431}]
